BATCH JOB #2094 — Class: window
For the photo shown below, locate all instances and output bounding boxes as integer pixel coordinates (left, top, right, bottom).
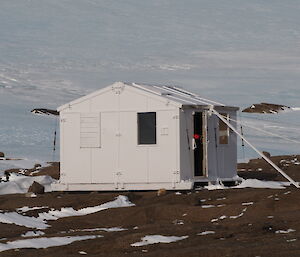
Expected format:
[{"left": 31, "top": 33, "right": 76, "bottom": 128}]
[
  {"left": 138, "top": 112, "right": 156, "bottom": 144},
  {"left": 80, "top": 113, "right": 101, "bottom": 148},
  {"left": 219, "top": 113, "right": 229, "bottom": 144}
]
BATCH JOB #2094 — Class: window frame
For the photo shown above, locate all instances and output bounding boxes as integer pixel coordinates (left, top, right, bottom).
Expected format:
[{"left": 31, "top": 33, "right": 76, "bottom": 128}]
[
  {"left": 219, "top": 113, "right": 229, "bottom": 145},
  {"left": 137, "top": 112, "right": 157, "bottom": 145}
]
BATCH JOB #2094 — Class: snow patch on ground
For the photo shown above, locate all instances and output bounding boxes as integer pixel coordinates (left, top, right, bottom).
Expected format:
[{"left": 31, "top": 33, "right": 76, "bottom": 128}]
[
  {"left": 37, "top": 195, "right": 134, "bottom": 221},
  {"left": 70, "top": 227, "right": 127, "bottom": 233},
  {"left": 0, "top": 235, "right": 101, "bottom": 252},
  {"left": 0, "top": 212, "right": 49, "bottom": 229},
  {"left": 235, "top": 179, "right": 290, "bottom": 189},
  {"left": 242, "top": 202, "right": 254, "bottom": 206},
  {"left": 229, "top": 207, "right": 248, "bottom": 219},
  {"left": 211, "top": 215, "right": 227, "bottom": 223},
  {"left": 0, "top": 173, "right": 54, "bottom": 195},
  {"left": 131, "top": 235, "right": 188, "bottom": 247},
  {"left": 0, "top": 196, "right": 134, "bottom": 229},
  {"left": 275, "top": 229, "right": 296, "bottom": 234},
  {"left": 201, "top": 205, "right": 215, "bottom": 208},
  {"left": 205, "top": 179, "right": 291, "bottom": 190},
  {"left": 197, "top": 231, "right": 215, "bottom": 236},
  {"left": 204, "top": 184, "right": 227, "bottom": 190},
  {"left": 17, "top": 206, "right": 49, "bottom": 212},
  {"left": 286, "top": 239, "right": 297, "bottom": 242},
  {"left": 21, "top": 231, "right": 45, "bottom": 237}
]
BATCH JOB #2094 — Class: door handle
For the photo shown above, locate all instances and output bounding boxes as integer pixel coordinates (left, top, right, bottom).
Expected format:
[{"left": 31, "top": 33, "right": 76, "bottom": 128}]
[{"left": 192, "top": 138, "right": 197, "bottom": 150}]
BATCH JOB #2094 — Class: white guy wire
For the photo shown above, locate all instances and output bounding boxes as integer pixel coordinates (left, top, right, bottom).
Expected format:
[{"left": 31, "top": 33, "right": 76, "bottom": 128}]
[
  {"left": 212, "top": 107, "right": 300, "bottom": 189},
  {"left": 221, "top": 114, "right": 300, "bottom": 145}
]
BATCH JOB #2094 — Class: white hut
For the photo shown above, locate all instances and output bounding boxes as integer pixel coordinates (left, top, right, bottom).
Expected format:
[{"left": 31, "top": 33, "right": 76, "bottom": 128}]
[{"left": 53, "top": 82, "right": 239, "bottom": 191}]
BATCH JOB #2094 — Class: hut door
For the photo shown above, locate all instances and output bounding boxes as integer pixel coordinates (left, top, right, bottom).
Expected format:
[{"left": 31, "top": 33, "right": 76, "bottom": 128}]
[{"left": 193, "top": 112, "right": 204, "bottom": 176}]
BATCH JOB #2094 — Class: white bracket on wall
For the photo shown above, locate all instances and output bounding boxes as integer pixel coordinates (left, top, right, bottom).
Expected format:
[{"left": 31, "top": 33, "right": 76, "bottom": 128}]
[
  {"left": 112, "top": 84, "right": 125, "bottom": 94},
  {"left": 172, "top": 171, "right": 180, "bottom": 188},
  {"left": 114, "top": 171, "right": 124, "bottom": 189}
]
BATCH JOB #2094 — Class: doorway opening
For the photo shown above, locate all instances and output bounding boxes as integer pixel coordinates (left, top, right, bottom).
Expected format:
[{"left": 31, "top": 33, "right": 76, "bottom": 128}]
[{"left": 193, "top": 112, "right": 204, "bottom": 176}]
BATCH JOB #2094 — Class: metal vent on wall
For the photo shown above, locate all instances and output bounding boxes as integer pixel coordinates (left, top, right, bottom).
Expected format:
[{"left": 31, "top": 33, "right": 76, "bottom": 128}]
[{"left": 80, "top": 113, "right": 100, "bottom": 148}]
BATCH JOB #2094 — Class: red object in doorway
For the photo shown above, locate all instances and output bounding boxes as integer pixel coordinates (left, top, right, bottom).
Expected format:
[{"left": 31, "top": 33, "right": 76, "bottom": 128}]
[{"left": 193, "top": 134, "right": 201, "bottom": 140}]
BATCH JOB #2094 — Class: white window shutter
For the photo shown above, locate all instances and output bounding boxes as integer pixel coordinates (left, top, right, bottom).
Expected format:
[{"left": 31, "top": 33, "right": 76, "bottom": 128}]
[{"left": 80, "top": 113, "right": 101, "bottom": 148}]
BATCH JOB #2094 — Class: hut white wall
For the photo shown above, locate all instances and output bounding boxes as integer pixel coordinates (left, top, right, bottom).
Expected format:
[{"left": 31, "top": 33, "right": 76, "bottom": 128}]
[
  {"left": 179, "top": 109, "right": 194, "bottom": 181},
  {"left": 207, "top": 110, "right": 237, "bottom": 180},
  {"left": 59, "top": 84, "right": 181, "bottom": 189},
  {"left": 179, "top": 108, "right": 238, "bottom": 182}
]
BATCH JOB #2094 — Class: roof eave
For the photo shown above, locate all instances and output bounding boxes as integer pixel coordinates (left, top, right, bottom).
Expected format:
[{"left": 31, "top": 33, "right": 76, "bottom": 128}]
[{"left": 182, "top": 104, "right": 239, "bottom": 111}]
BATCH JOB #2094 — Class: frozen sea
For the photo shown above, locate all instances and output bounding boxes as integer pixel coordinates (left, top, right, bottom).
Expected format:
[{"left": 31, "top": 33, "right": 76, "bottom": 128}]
[{"left": 1, "top": 0, "right": 300, "bottom": 171}]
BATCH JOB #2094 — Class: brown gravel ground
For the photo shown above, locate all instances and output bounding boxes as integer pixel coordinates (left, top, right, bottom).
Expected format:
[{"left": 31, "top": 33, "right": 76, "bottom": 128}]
[{"left": 0, "top": 156, "right": 299, "bottom": 257}]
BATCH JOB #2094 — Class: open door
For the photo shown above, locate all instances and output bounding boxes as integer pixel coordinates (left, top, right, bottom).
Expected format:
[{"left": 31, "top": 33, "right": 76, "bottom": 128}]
[{"left": 193, "top": 112, "right": 206, "bottom": 176}]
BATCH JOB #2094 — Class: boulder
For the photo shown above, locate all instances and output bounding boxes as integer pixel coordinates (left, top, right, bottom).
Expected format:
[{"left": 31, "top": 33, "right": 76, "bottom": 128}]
[
  {"left": 0, "top": 152, "right": 4, "bottom": 158},
  {"left": 157, "top": 188, "right": 167, "bottom": 196},
  {"left": 262, "top": 151, "right": 271, "bottom": 159},
  {"left": 34, "top": 163, "right": 42, "bottom": 169},
  {"left": 4, "top": 171, "right": 10, "bottom": 182},
  {"left": 28, "top": 181, "right": 45, "bottom": 194}
]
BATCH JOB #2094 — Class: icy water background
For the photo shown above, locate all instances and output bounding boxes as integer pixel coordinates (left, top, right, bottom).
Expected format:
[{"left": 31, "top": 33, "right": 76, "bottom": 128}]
[{"left": 1, "top": 0, "right": 300, "bottom": 171}]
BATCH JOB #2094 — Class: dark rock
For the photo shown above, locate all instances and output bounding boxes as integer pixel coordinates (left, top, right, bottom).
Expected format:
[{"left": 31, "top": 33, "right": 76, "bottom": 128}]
[
  {"left": 0, "top": 152, "right": 4, "bottom": 158},
  {"left": 34, "top": 163, "right": 42, "bottom": 169},
  {"left": 242, "top": 103, "right": 290, "bottom": 114},
  {"left": 262, "top": 151, "right": 271, "bottom": 158},
  {"left": 190, "top": 195, "right": 201, "bottom": 206},
  {"left": 28, "top": 181, "right": 45, "bottom": 194},
  {"left": 126, "top": 192, "right": 142, "bottom": 201},
  {"left": 4, "top": 171, "right": 10, "bottom": 182},
  {"left": 157, "top": 188, "right": 167, "bottom": 196}
]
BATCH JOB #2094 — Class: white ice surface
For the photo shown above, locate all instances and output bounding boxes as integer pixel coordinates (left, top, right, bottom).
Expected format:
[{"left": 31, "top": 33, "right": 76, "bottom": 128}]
[
  {"left": 0, "top": 173, "right": 54, "bottom": 195},
  {"left": 0, "top": 235, "right": 101, "bottom": 252},
  {"left": 1, "top": 1, "right": 300, "bottom": 169},
  {"left": 0, "top": 195, "right": 134, "bottom": 229},
  {"left": 131, "top": 235, "right": 188, "bottom": 247}
]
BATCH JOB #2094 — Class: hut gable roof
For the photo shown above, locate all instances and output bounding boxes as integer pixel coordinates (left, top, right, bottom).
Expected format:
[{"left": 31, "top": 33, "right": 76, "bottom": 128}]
[{"left": 58, "top": 82, "right": 236, "bottom": 112}]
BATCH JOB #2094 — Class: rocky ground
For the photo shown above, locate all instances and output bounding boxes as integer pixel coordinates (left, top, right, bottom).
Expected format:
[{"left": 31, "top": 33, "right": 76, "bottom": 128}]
[
  {"left": 242, "top": 103, "right": 290, "bottom": 114},
  {"left": 0, "top": 155, "right": 299, "bottom": 257}
]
